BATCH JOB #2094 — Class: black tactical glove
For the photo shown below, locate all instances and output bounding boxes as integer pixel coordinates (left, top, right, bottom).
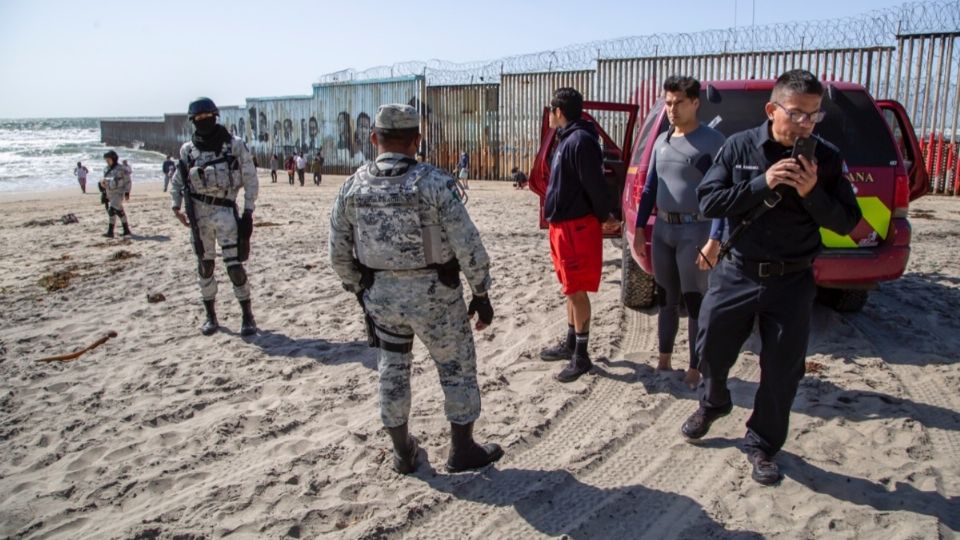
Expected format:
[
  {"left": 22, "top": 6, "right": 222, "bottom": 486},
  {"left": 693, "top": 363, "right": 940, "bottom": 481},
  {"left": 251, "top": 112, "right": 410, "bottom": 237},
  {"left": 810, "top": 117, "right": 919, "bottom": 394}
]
[{"left": 467, "top": 294, "right": 493, "bottom": 325}]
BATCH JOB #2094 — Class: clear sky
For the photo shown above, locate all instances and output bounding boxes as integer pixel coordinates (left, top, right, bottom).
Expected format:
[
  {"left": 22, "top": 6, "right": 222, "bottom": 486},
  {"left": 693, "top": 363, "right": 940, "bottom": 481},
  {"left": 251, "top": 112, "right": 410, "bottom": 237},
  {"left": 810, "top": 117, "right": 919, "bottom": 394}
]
[{"left": 0, "top": 0, "right": 913, "bottom": 118}]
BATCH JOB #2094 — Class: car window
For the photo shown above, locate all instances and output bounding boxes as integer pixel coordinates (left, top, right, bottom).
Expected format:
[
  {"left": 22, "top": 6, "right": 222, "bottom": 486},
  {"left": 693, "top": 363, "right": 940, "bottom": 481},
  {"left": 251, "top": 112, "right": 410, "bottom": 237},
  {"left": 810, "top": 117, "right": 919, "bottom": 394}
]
[
  {"left": 883, "top": 108, "right": 914, "bottom": 170},
  {"left": 697, "top": 88, "right": 898, "bottom": 167},
  {"left": 630, "top": 102, "right": 664, "bottom": 167}
]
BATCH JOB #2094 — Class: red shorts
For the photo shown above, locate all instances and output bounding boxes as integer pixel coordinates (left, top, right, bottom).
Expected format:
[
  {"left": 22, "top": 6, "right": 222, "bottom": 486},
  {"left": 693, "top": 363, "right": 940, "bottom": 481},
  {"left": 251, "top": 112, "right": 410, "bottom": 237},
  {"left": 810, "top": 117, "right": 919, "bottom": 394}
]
[{"left": 549, "top": 215, "right": 603, "bottom": 295}]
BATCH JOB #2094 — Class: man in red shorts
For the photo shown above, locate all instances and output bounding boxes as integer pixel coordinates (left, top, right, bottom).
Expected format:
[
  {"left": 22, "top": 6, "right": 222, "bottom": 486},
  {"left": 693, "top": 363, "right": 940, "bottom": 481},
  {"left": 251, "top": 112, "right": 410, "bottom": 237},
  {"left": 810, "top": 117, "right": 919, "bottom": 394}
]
[{"left": 539, "top": 87, "right": 619, "bottom": 382}]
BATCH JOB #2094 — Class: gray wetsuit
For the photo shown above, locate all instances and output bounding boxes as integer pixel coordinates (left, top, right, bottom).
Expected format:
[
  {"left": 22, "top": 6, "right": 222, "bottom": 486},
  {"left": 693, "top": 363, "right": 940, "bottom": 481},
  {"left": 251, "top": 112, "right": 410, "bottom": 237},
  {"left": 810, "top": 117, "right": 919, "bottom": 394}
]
[{"left": 636, "top": 123, "right": 725, "bottom": 368}]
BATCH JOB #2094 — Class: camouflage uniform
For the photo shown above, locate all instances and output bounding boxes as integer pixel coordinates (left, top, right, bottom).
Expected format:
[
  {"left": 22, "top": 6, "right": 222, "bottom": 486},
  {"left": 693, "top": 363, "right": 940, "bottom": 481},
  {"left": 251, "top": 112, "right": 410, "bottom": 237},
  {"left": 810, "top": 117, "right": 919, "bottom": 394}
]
[
  {"left": 101, "top": 159, "right": 131, "bottom": 234},
  {"left": 328, "top": 111, "right": 491, "bottom": 429},
  {"left": 171, "top": 137, "right": 258, "bottom": 302}
]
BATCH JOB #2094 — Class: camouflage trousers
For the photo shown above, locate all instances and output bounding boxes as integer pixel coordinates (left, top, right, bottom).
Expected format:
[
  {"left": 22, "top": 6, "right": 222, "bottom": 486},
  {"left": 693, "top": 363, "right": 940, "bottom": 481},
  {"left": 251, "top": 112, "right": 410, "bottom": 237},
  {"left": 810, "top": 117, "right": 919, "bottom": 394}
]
[
  {"left": 106, "top": 190, "right": 128, "bottom": 226},
  {"left": 363, "top": 270, "right": 481, "bottom": 428},
  {"left": 192, "top": 202, "right": 251, "bottom": 302}
]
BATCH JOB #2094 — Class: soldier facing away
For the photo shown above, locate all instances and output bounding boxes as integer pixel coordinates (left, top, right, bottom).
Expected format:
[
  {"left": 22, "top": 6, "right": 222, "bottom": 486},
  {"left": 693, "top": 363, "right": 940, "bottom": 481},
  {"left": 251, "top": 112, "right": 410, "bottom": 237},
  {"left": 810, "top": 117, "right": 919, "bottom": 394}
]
[
  {"left": 170, "top": 97, "right": 259, "bottom": 337},
  {"left": 329, "top": 104, "right": 503, "bottom": 474}
]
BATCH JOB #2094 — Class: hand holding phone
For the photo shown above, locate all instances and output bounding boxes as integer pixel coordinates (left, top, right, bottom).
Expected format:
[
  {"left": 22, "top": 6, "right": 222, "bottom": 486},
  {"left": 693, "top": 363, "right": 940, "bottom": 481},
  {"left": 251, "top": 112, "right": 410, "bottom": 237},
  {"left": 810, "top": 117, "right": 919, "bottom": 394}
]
[{"left": 791, "top": 137, "right": 817, "bottom": 170}]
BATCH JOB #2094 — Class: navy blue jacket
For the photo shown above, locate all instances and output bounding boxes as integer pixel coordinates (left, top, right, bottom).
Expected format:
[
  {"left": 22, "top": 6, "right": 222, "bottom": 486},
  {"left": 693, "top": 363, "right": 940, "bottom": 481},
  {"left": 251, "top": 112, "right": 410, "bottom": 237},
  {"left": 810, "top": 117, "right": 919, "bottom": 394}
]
[
  {"left": 544, "top": 119, "right": 612, "bottom": 223},
  {"left": 698, "top": 121, "right": 862, "bottom": 262}
]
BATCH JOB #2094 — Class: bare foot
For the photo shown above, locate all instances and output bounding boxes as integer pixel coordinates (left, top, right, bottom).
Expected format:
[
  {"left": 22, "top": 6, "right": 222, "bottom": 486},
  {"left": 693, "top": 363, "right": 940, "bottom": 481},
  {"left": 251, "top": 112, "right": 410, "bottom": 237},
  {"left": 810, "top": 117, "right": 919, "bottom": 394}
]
[
  {"left": 656, "top": 353, "right": 673, "bottom": 371},
  {"left": 683, "top": 368, "right": 701, "bottom": 389}
]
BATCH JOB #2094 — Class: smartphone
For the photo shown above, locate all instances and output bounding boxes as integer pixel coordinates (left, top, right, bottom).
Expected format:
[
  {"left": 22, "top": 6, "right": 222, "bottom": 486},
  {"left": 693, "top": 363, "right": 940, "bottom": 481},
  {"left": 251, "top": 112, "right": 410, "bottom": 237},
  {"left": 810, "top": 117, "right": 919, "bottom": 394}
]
[{"left": 791, "top": 137, "right": 817, "bottom": 168}]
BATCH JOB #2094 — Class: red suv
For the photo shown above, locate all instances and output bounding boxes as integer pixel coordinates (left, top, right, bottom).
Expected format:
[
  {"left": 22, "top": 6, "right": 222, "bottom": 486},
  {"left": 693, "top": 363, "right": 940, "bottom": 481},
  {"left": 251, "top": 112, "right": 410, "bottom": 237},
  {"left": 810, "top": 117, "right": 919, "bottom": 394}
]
[{"left": 530, "top": 80, "right": 928, "bottom": 312}]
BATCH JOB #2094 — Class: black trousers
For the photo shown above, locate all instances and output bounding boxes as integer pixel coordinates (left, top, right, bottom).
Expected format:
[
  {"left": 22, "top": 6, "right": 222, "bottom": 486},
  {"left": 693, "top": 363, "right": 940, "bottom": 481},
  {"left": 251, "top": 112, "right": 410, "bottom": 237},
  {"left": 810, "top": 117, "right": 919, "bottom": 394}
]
[{"left": 695, "top": 258, "right": 816, "bottom": 455}]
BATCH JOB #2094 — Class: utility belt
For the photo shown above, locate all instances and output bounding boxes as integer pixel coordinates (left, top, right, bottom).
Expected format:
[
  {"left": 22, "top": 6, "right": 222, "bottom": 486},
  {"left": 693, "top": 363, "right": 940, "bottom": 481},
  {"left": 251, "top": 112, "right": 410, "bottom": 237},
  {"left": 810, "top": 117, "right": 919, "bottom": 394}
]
[
  {"left": 659, "top": 211, "right": 705, "bottom": 225},
  {"left": 730, "top": 255, "right": 811, "bottom": 278},
  {"left": 359, "top": 258, "right": 462, "bottom": 290},
  {"left": 190, "top": 192, "right": 236, "bottom": 208}
]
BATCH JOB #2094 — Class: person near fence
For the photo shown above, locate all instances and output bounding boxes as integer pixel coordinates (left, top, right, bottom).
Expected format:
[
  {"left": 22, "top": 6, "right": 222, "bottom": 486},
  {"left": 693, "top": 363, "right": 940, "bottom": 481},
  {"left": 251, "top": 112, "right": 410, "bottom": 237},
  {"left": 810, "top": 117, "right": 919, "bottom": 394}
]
[
  {"left": 162, "top": 155, "right": 176, "bottom": 192},
  {"left": 631, "top": 76, "right": 725, "bottom": 389},
  {"left": 270, "top": 154, "right": 279, "bottom": 183},
  {"left": 312, "top": 153, "right": 324, "bottom": 185},
  {"left": 681, "top": 70, "right": 861, "bottom": 485},
  {"left": 295, "top": 153, "right": 307, "bottom": 186},
  {"left": 100, "top": 150, "right": 132, "bottom": 237},
  {"left": 538, "top": 87, "right": 620, "bottom": 382}
]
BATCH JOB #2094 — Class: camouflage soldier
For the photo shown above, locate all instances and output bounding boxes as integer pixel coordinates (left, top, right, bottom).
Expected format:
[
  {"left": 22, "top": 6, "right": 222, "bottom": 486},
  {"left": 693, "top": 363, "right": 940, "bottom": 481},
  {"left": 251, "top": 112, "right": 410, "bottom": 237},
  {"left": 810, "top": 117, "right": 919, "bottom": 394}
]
[
  {"left": 329, "top": 104, "right": 503, "bottom": 474},
  {"left": 100, "top": 150, "right": 132, "bottom": 238},
  {"left": 171, "top": 97, "right": 259, "bottom": 337}
]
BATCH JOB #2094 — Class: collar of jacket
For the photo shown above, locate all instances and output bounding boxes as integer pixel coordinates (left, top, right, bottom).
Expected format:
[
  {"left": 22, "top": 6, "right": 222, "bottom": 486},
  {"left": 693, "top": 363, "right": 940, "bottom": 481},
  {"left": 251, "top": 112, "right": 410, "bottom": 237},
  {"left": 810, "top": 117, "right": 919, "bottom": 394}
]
[{"left": 557, "top": 118, "right": 597, "bottom": 140}]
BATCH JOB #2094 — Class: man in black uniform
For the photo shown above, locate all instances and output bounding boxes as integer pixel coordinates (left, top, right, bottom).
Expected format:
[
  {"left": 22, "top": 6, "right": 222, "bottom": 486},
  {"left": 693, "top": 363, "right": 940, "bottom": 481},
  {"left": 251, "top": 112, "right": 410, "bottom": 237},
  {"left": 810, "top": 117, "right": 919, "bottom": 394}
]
[{"left": 680, "top": 70, "right": 862, "bottom": 485}]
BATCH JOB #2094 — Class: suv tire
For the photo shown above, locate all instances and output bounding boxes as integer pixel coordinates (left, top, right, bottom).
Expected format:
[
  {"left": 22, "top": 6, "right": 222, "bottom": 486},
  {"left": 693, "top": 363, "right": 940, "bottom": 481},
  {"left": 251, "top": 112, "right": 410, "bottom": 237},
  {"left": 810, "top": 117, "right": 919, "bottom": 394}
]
[
  {"left": 817, "top": 287, "right": 869, "bottom": 313},
  {"left": 621, "top": 229, "right": 656, "bottom": 310}
]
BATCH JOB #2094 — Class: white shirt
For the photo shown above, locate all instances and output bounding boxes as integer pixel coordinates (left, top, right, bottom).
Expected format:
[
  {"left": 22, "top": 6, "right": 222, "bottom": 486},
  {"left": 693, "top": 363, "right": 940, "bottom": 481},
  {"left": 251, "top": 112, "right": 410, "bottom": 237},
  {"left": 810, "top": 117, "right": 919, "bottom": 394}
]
[{"left": 295, "top": 156, "right": 306, "bottom": 170}]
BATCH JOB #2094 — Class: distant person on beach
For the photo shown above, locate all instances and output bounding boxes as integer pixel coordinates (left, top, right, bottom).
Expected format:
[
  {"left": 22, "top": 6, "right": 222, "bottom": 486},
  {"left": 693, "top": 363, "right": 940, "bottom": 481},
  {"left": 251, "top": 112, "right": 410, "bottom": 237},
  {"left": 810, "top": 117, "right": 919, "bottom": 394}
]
[
  {"left": 457, "top": 151, "right": 470, "bottom": 189},
  {"left": 270, "top": 154, "right": 279, "bottom": 183},
  {"left": 295, "top": 153, "right": 307, "bottom": 186},
  {"left": 170, "top": 97, "right": 259, "bottom": 337},
  {"left": 510, "top": 166, "right": 527, "bottom": 190},
  {"left": 162, "top": 155, "right": 176, "bottom": 192},
  {"left": 312, "top": 154, "right": 324, "bottom": 185},
  {"left": 74, "top": 161, "right": 88, "bottom": 193},
  {"left": 329, "top": 104, "right": 503, "bottom": 475},
  {"left": 121, "top": 160, "right": 132, "bottom": 198},
  {"left": 285, "top": 154, "right": 295, "bottom": 185},
  {"left": 100, "top": 150, "right": 132, "bottom": 237}
]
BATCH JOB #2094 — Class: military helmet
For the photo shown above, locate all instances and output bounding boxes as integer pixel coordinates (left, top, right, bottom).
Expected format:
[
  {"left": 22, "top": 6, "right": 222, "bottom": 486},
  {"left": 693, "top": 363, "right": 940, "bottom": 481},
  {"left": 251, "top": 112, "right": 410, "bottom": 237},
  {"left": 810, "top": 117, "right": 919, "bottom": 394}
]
[{"left": 188, "top": 97, "right": 219, "bottom": 120}]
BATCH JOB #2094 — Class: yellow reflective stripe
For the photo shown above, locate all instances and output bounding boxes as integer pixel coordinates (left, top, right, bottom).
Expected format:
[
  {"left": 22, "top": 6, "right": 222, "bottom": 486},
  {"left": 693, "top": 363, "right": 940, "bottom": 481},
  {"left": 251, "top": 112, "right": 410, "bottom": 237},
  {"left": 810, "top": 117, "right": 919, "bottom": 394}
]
[
  {"left": 858, "top": 196, "right": 891, "bottom": 240},
  {"left": 820, "top": 228, "right": 858, "bottom": 248},
  {"left": 819, "top": 195, "right": 891, "bottom": 248}
]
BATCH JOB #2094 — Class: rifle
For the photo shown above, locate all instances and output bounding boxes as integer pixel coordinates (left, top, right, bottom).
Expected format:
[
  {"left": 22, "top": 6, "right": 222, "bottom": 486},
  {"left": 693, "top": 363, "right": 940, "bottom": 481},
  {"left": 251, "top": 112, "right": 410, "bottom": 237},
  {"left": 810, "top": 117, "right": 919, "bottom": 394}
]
[
  {"left": 353, "top": 260, "right": 379, "bottom": 348},
  {"left": 177, "top": 159, "right": 205, "bottom": 259}
]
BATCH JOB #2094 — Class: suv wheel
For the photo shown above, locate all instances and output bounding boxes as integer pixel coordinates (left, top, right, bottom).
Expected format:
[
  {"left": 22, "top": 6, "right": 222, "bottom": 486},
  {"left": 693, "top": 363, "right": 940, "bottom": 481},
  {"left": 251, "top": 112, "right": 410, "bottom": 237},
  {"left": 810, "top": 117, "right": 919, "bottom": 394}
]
[
  {"left": 817, "top": 287, "right": 869, "bottom": 313},
  {"left": 621, "top": 229, "right": 656, "bottom": 310}
]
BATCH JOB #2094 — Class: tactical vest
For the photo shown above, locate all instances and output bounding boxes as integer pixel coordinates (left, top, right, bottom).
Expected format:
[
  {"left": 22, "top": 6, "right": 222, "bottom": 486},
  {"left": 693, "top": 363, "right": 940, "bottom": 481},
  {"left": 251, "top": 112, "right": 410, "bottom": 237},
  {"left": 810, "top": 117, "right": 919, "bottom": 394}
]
[
  {"left": 102, "top": 164, "right": 125, "bottom": 192},
  {"left": 352, "top": 160, "right": 445, "bottom": 271},
  {"left": 185, "top": 142, "right": 242, "bottom": 195}
]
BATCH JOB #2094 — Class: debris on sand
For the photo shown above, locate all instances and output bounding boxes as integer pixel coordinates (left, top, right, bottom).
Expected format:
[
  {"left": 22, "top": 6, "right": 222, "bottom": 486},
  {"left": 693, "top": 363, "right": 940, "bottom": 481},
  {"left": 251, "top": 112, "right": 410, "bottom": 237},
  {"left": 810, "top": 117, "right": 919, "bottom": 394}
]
[
  {"left": 38, "top": 270, "right": 77, "bottom": 292},
  {"left": 146, "top": 293, "right": 166, "bottom": 304},
  {"left": 110, "top": 250, "right": 141, "bottom": 261}
]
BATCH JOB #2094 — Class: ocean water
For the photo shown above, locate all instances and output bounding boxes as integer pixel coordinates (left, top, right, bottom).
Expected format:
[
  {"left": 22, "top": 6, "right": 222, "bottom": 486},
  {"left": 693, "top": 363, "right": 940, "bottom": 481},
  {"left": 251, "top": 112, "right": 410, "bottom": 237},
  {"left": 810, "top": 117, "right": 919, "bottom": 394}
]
[{"left": 0, "top": 118, "right": 167, "bottom": 193}]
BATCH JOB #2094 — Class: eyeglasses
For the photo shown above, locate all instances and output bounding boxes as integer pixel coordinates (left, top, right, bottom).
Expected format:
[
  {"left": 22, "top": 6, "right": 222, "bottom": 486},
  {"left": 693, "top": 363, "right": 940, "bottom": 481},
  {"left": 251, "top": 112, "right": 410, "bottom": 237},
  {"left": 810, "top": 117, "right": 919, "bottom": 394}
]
[{"left": 774, "top": 102, "right": 826, "bottom": 124}]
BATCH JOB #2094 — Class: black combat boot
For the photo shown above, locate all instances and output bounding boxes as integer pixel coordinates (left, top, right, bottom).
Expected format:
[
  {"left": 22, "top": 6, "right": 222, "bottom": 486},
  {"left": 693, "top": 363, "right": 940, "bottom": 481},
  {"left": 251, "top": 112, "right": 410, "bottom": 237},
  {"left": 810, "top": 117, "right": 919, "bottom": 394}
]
[
  {"left": 239, "top": 299, "right": 257, "bottom": 336},
  {"left": 103, "top": 224, "right": 115, "bottom": 238},
  {"left": 385, "top": 423, "right": 419, "bottom": 474},
  {"left": 121, "top": 223, "right": 132, "bottom": 236},
  {"left": 201, "top": 300, "right": 219, "bottom": 336},
  {"left": 446, "top": 422, "right": 504, "bottom": 472}
]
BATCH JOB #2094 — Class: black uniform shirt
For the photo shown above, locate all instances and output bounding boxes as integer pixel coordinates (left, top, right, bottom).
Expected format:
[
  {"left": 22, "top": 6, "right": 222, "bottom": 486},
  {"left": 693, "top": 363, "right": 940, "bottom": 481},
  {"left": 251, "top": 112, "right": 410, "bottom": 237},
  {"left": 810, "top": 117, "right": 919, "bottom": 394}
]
[{"left": 697, "top": 120, "right": 862, "bottom": 263}]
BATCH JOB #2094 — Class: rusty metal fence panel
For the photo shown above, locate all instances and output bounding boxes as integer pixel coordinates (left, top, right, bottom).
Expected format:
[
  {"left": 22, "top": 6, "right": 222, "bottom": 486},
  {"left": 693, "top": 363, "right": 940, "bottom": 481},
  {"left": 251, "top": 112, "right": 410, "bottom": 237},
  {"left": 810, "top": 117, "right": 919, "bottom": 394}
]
[
  {"left": 499, "top": 70, "right": 594, "bottom": 178},
  {"left": 895, "top": 32, "right": 960, "bottom": 194},
  {"left": 424, "top": 84, "right": 500, "bottom": 179}
]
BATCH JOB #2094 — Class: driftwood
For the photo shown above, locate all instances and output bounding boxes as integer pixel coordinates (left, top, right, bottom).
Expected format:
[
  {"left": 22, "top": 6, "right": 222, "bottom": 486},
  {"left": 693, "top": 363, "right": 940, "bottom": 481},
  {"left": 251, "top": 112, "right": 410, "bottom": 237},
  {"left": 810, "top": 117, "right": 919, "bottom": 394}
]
[{"left": 36, "top": 331, "right": 118, "bottom": 363}]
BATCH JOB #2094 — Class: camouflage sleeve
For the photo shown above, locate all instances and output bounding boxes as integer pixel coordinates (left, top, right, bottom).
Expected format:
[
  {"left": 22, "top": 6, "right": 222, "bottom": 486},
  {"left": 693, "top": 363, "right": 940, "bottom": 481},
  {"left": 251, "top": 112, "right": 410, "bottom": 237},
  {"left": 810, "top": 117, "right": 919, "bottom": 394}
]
[
  {"left": 236, "top": 138, "right": 258, "bottom": 212},
  {"left": 429, "top": 171, "right": 492, "bottom": 295},
  {"left": 328, "top": 178, "right": 361, "bottom": 291},
  {"left": 170, "top": 144, "right": 188, "bottom": 210}
]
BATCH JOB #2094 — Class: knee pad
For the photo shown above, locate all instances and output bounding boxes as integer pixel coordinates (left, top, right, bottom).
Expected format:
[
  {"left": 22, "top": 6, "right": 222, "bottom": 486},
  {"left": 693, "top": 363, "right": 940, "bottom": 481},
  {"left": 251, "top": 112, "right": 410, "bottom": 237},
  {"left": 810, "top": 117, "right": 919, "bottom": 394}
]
[
  {"left": 227, "top": 264, "right": 247, "bottom": 287},
  {"left": 116, "top": 209, "right": 126, "bottom": 218},
  {"left": 198, "top": 260, "right": 215, "bottom": 279},
  {"left": 682, "top": 292, "right": 704, "bottom": 320},
  {"left": 107, "top": 207, "right": 117, "bottom": 217}
]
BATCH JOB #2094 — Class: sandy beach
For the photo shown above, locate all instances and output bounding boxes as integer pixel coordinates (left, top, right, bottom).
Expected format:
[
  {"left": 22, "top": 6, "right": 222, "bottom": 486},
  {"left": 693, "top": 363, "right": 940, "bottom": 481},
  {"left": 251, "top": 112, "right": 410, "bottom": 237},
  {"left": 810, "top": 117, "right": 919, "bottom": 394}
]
[{"left": 0, "top": 174, "right": 957, "bottom": 539}]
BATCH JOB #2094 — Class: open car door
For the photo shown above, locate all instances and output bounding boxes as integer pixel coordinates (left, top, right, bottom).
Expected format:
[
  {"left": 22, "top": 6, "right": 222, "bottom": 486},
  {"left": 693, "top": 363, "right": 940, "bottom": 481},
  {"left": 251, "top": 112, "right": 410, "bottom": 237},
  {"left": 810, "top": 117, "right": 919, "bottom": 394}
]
[
  {"left": 878, "top": 99, "right": 930, "bottom": 201},
  {"left": 528, "top": 101, "right": 639, "bottom": 236}
]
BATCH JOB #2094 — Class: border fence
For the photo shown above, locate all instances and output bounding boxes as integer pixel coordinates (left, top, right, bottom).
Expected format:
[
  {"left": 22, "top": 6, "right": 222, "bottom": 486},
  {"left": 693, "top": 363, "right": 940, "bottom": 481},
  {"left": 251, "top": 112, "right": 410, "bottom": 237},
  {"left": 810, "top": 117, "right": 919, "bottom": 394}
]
[{"left": 101, "top": 1, "right": 960, "bottom": 194}]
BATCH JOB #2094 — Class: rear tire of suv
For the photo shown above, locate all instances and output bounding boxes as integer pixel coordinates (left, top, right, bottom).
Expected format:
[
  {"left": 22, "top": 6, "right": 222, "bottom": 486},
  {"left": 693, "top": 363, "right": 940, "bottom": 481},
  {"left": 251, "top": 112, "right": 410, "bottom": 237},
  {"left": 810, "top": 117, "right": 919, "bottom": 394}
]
[
  {"left": 817, "top": 287, "right": 869, "bottom": 313},
  {"left": 621, "top": 229, "right": 656, "bottom": 310}
]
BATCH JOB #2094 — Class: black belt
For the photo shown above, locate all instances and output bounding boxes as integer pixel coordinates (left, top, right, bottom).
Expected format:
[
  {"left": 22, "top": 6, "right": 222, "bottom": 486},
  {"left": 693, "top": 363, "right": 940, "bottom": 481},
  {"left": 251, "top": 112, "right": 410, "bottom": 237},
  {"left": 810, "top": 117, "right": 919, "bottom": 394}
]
[
  {"left": 190, "top": 193, "right": 235, "bottom": 208},
  {"left": 733, "top": 257, "right": 812, "bottom": 278},
  {"left": 660, "top": 212, "right": 704, "bottom": 225}
]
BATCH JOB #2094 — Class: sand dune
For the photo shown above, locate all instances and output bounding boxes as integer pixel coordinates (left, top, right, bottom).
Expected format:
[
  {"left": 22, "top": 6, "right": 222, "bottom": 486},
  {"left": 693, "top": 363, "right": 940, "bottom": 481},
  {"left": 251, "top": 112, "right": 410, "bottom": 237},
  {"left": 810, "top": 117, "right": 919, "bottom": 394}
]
[{"left": 0, "top": 175, "right": 957, "bottom": 539}]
